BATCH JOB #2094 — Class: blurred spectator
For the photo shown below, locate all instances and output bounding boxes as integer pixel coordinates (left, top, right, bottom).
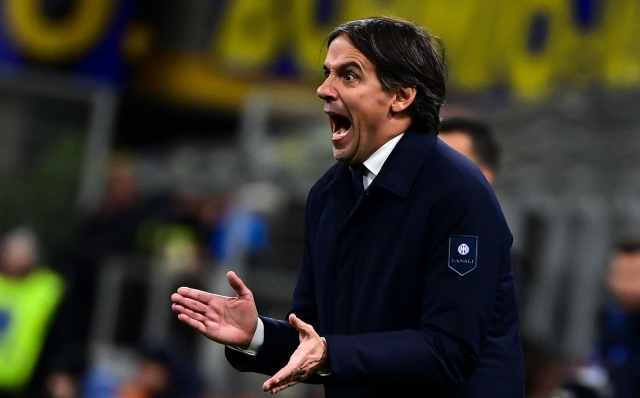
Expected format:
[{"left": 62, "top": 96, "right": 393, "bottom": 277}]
[
  {"left": 152, "top": 193, "right": 226, "bottom": 272},
  {"left": 571, "top": 232, "right": 640, "bottom": 398},
  {"left": 209, "top": 182, "right": 286, "bottom": 266},
  {"left": 117, "top": 344, "right": 203, "bottom": 398},
  {"left": 439, "top": 117, "right": 500, "bottom": 185},
  {"left": 0, "top": 227, "right": 66, "bottom": 397},
  {"left": 81, "top": 158, "right": 148, "bottom": 256},
  {"left": 65, "top": 157, "right": 173, "bottom": 350}
]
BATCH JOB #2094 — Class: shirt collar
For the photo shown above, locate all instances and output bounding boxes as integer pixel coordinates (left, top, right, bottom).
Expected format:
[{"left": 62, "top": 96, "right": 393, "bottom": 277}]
[
  {"left": 326, "top": 128, "right": 438, "bottom": 198},
  {"left": 363, "top": 133, "right": 404, "bottom": 177}
]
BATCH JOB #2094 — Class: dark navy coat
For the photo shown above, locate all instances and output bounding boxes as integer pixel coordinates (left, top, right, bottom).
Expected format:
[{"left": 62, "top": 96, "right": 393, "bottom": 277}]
[{"left": 227, "top": 128, "right": 525, "bottom": 397}]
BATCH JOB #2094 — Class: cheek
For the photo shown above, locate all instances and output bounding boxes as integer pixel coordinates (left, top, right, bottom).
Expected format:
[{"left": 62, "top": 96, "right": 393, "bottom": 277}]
[
  {"left": 349, "top": 89, "right": 391, "bottom": 131},
  {"left": 368, "top": 89, "right": 391, "bottom": 110}
]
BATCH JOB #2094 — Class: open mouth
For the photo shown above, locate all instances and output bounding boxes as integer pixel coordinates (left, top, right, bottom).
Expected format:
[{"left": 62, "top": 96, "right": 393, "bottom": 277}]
[{"left": 330, "top": 114, "right": 352, "bottom": 140}]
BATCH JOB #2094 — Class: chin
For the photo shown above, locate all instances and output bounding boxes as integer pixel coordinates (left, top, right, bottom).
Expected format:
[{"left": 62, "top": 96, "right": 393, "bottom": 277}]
[{"left": 332, "top": 149, "right": 354, "bottom": 164}]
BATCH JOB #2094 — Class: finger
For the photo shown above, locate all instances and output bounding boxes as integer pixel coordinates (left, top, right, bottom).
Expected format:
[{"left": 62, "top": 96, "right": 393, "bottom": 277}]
[
  {"left": 171, "top": 304, "right": 207, "bottom": 323},
  {"left": 288, "top": 313, "right": 313, "bottom": 336},
  {"left": 171, "top": 294, "right": 211, "bottom": 315},
  {"left": 227, "top": 271, "right": 252, "bottom": 299},
  {"left": 269, "top": 380, "right": 299, "bottom": 394},
  {"left": 263, "top": 366, "right": 295, "bottom": 391},
  {"left": 264, "top": 367, "right": 305, "bottom": 394},
  {"left": 176, "top": 287, "right": 216, "bottom": 303},
  {"left": 265, "top": 358, "right": 306, "bottom": 390},
  {"left": 176, "top": 313, "right": 206, "bottom": 334}
]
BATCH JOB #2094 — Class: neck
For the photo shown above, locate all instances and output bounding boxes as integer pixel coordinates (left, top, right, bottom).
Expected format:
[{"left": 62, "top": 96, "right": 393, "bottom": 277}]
[{"left": 377, "top": 117, "right": 411, "bottom": 146}]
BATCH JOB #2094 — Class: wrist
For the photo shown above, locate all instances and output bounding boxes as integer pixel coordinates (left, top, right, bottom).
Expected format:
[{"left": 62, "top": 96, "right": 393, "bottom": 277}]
[
  {"left": 317, "top": 337, "right": 331, "bottom": 375},
  {"left": 238, "top": 317, "right": 260, "bottom": 349},
  {"left": 236, "top": 317, "right": 264, "bottom": 354}
]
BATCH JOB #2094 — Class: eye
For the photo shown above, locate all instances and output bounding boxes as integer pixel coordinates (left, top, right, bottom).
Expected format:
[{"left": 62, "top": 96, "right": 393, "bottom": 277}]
[
  {"left": 345, "top": 72, "right": 356, "bottom": 81},
  {"left": 324, "top": 70, "right": 330, "bottom": 78}
]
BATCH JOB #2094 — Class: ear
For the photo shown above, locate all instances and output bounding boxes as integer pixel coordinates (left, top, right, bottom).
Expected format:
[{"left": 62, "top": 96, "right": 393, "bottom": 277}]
[{"left": 390, "top": 86, "right": 417, "bottom": 113}]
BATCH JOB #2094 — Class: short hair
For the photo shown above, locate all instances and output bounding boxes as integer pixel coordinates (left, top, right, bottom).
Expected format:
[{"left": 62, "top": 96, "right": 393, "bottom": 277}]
[
  {"left": 327, "top": 17, "right": 446, "bottom": 132},
  {"left": 614, "top": 231, "right": 640, "bottom": 254},
  {"left": 439, "top": 117, "right": 500, "bottom": 171}
]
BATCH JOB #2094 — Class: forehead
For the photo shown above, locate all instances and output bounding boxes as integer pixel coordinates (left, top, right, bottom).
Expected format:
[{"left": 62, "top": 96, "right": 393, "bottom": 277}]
[
  {"left": 439, "top": 131, "right": 476, "bottom": 160},
  {"left": 617, "top": 251, "right": 640, "bottom": 261},
  {"left": 440, "top": 131, "right": 473, "bottom": 148},
  {"left": 324, "top": 35, "right": 372, "bottom": 69}
]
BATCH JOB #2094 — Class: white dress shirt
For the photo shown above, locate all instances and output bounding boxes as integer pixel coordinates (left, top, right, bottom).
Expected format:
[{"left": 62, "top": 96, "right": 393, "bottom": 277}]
[
  {"left": 229, "top": 132, "right": 405, "bottom": 356},
  {"left": 360, "top": 133, "right": 404, "bottom": 189}
]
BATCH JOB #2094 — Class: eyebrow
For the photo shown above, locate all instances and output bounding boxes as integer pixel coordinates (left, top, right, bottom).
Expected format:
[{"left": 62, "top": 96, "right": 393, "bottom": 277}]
[{"left": 323, "top": 61, "right": 364, "bottom": 74}]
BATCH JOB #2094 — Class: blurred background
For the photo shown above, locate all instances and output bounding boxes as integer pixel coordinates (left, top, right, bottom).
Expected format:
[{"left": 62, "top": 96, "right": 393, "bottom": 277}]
[{"left": 1, "top": 0, "right": 640, "bottom": 397}]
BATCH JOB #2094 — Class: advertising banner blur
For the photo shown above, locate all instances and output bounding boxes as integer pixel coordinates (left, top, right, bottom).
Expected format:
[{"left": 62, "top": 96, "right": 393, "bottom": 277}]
[
  {"left": 1, "top": 0, "right": 639, "bottom": 107},
  {"left": 208, "top": 0, "right": 640, "bottom": 98},
  {"left": 0, "top": 0, "right": 133, "bottom": 85},
  {"left": 146, "top": 0, "right": 640, "bottom": 109}
]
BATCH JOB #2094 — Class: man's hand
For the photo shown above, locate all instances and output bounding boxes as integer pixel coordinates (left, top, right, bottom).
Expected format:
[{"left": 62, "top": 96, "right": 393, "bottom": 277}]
[
  {"left": 262, "top": 314, "right": 329, "bottom": 394},
  {"left": 171, "top": 271, "right": 258, "bottom": 349}
]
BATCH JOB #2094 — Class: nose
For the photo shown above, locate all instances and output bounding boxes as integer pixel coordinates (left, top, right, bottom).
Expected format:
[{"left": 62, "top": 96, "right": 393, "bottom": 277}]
[{"left": 317, "top": 78, "right": 337, "bottom": 102}]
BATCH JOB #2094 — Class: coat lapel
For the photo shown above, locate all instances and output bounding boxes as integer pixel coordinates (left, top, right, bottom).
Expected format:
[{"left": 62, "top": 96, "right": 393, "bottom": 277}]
[
  {"left": 321, "top": 129, "right": 439, "bottom": 232},
  {"left": 368, "top": 128, "right": 438, "bottom": 198}
]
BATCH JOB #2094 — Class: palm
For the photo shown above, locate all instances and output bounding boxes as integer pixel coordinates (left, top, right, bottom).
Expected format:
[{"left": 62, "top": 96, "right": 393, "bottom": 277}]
[
  {"left": 171, "top": 271, "right": 258, "bottom": 348},
  {"left": 204, "top": 294, "right": 257, "bottom": 345},
  {"left": 262, "top": 314, "right": 329, "bottom": 394}
]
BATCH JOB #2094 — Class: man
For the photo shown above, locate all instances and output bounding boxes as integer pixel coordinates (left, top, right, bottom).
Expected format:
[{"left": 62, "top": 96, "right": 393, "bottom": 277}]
[
  {"left": 590, "top": 233, "right": 640, "bottom": 398},
  {"left": 172, "top": 17, "right": 524, "bottom": 397},
  {"left": 0, "top": 227, "right": 66, "bottom": 397},
  {"left": 438, "top": 117, "right": 500, "bottom": 185}
]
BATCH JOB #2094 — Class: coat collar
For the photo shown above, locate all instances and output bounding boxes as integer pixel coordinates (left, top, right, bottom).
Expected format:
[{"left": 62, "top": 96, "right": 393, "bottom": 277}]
[
  {"left": 324, "top": 161, "right": 352, "bottom": 192},
  {"left": 368, "top": 128, "right": 437, "bottom": 198},
  {"left": 322, "top": 127, "right": 438, "bottom": 198}
]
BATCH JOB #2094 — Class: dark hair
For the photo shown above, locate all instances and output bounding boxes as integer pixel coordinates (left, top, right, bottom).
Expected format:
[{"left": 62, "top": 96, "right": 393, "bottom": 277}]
[
  {"left": 440, "top": 117, "right": 500, "bottom": 171},
  {"left": 614, "top": 231, "right": 640, "bottom": 254},
  {"left": 327, "top": 17, "right": 446, "bottom": 132}
]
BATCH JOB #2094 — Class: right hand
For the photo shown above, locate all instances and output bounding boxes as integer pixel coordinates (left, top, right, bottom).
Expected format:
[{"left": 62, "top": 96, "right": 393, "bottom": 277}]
[{"left": 171, "top": 271, "right": 258, "bottom": 348}]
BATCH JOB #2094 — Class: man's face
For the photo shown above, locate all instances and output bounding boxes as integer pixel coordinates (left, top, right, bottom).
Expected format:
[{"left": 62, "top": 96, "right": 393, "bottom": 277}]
[
  {"left": 439, "top": 131, "right": 496, "bottom": 185},
  {"left": 439, "top": 131, "right": 476, "bottom": 163},
  {"left": 609, "top": 251, "right": 640, "bottom": 310},
  {"left": 317, "top": 35, "right": 397, "bottom": 165}
]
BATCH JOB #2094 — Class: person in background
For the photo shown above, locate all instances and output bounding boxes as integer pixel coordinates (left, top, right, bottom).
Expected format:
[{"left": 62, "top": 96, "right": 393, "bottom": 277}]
[
  {"left": 0, "top": 227, "right": 65, "bottom": 398},
  {"left": 117, "top": 344, "right": 204, "bottom": 398},
  {"left": 582, "top": 233, "right": 640, "bottom": 398},
  {"left": 438, "top": 117, "right": 499, "bottom": 186}
]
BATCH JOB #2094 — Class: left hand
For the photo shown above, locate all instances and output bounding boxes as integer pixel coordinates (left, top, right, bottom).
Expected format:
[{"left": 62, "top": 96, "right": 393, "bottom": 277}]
[{"left": 262, "top": 314, "right": 329, "bottom": 394}]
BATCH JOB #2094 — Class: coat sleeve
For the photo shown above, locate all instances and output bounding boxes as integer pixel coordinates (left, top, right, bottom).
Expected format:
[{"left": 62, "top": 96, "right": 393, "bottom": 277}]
[
  {"left": 226, "top": 183, "right": 323, "bottom": 377},
  {"left": 323, "top": 182, "right": 511, "bottom": 386}
]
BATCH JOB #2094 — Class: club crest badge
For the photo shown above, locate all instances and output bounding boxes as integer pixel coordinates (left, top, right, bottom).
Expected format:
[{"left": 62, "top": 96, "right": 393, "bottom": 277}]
[{"left": 448, "top": 236, "right": 478, "bottom": 276}]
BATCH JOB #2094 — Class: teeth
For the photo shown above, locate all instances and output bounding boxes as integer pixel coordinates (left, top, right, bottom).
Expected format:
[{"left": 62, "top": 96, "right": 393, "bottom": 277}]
[
  {"left": 329, "top": 113, "right": 351, "bottom": 139},
  {"left": 332, "top": 126, "right": 349, "bottom": 138}
]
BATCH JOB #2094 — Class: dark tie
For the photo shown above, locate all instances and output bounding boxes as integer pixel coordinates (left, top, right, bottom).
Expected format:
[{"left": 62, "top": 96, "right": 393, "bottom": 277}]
[{"left": 351, "top": 163, "right": 366, "bottom": 198}]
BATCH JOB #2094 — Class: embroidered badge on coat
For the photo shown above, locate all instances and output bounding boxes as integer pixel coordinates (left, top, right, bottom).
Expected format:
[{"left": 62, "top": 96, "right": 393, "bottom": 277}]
[{"left": 448, "top": 235, "right": 478, "bottom": 276}]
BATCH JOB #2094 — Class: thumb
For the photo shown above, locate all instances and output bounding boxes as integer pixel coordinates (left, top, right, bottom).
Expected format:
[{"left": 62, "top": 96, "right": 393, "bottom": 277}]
[
  {"left": 289, "top": 313, "right": 312, "bottom": 336},
  {"left": 227, "top": 271, "right": 252, "bottom": 299}
]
